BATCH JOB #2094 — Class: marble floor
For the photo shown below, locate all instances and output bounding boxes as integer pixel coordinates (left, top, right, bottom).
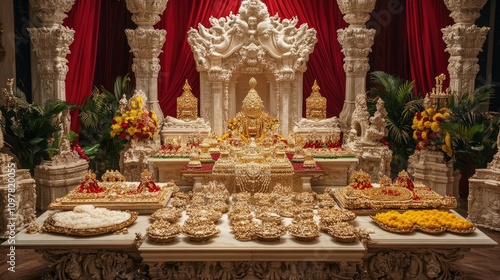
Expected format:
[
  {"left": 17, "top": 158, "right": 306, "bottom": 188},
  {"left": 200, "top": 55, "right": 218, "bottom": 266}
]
[{"left": 0, "top": 198, "right": 499, "bottom": 280}]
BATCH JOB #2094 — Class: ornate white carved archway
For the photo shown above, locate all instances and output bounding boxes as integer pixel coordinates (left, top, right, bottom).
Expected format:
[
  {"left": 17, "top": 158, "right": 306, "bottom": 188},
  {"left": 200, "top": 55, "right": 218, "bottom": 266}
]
[{"left": 187, "top": 0, "right": 317, "bottom": 136}]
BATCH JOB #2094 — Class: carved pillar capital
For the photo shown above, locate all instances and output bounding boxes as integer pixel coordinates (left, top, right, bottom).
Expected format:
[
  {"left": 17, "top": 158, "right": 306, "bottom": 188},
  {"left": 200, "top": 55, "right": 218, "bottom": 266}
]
[
  {"left": 125, "top": 28, "right": 166, "bottom": 59},
  {"left": 125, "top": 0, "right": 169, "bottom": 28},
  {"left": 28, "top": 26, "right": 74, "bottom": 100},
  {"left": 442, "top": 2, "right": 489, "bottom": 94},
  {"left": 443, "top": 0, "right": 488, "bottom": 25},
  {"left": 336, "top": 0, "right": 377, "bottom": 26},
  {"left": 30, "top": 0, "right": 75, "bottom": 27}
]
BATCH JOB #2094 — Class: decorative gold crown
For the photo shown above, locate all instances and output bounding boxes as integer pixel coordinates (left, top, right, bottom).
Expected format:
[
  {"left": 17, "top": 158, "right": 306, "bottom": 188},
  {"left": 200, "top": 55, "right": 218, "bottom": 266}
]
[
  {"left": 241, "top": 77, "right": 264, "bottom": 119},
  {"left": 306, "top": 80, "right": 326, "bottom": 121},
  {"left": 177, "top": 80, "right": 198, "bottom": 121}
]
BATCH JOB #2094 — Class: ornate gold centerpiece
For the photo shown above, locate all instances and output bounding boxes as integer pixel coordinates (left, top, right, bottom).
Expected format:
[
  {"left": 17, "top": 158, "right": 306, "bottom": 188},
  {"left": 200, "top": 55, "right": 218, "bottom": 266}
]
[
  {"left": 306, "top": 80, "right": 327, "bottom": 121},
  {"left": 227, "top": 77, "right": 279, "bottom": 141},
  {"left": 212, "top": 78, "right": 293, "bottom": 193},
  {"left": 176, "top": 80, "right": 198, "bottom": 121}
]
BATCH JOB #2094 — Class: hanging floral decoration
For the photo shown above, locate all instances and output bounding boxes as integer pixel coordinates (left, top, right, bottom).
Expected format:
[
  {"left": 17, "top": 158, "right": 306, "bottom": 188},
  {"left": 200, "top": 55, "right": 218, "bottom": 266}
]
[
  {"left": 110, "top": 96, "right": 159, "bottom": 140},
  {"left": 412, "top": 106, "right": 452, "bottom": 157}
]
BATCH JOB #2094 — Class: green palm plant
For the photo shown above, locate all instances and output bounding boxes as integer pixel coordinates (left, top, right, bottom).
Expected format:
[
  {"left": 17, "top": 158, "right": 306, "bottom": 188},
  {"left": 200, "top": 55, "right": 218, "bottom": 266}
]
[
  {"left": 369, "top": 71, "right": 424, "bottom": 177},
  {"left": 0, "top": 89, "right": 68, "bottom": 174},
  {"left": 76, "top": 74, "right": 132, "bottom": 176},
  {"left": 440, "top": 84, "right": 500, "bottom": 192}
]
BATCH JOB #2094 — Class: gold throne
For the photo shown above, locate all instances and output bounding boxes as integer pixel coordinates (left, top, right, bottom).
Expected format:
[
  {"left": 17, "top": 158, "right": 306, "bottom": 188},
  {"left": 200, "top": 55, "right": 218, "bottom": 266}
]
[
  {"left": 306, "top": 80, "right": 326, "bottom": 121},
  {"left": 176, "top": 80, "right": 198, "bottom": 121}
]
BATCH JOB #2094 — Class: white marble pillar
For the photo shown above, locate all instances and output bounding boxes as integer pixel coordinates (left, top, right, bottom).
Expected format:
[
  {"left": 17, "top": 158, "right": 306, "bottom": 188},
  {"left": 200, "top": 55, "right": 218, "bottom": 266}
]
[
  {"left": 336, "top": 0, "right": 376, "bottom": 129},
  {"left": 442, "top": 0, "right": 489, "bottom": 94},
  {"left": 28, "top": 0, "right": 75, "bottom": 103},
  {"left": 125, "top": 0, "right": 168, "bottom": 124}
]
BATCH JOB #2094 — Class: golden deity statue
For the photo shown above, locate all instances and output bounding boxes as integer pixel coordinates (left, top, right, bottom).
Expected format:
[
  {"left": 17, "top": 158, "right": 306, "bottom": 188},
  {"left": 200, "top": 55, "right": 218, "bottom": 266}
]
[
  {"left": 177, "top": 80, "right": 198, "bottom": 121},
  {"left": 305, "top": 80, "right": 326, "bottom": 121},
  {"left": 228, "top": 77, "right": 279, "bottom": 140}
]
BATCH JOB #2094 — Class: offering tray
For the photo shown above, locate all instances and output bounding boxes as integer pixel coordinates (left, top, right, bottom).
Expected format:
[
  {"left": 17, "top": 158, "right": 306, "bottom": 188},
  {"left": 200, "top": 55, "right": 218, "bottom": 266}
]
[
  {"left": 43, "top": 207, "right": 138, "bottom": 236},
  {"left": 49, "top": 182, "right": 173, "bottom": 214},
  {"left": 329, "top": 185, "right": 456, "bottom": 214}
]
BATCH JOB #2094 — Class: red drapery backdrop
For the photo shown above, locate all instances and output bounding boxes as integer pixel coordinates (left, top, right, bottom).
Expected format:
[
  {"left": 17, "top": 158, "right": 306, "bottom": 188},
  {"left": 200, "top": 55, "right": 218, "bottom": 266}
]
[
  {"left": 60, "top": 0, "right": 457, "bottom": 132},
  {"left": 93, "top": 0, "right": 135, "bottom": 92},
  {"left": 64, "top": 0, "right": 102, "bottom": 131},
  {"left": 406, "top": 0, "right": 453, "bottom": 94},
  {"left": 369, "top": 0, "right": 410, "bottom": 82}
]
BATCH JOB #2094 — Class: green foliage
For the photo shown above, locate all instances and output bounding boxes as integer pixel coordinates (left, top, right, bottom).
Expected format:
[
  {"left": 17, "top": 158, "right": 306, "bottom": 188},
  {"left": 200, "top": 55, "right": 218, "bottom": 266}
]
[
  {"left": 0, "top": 89, "right": 68, "bottom": 174},
  {"left": 76, "top": 74, "right": 132, "bottom": 176},
  {"left": 441, "top": 84, "right": 499, "bottom": 172},
  {"left": 369, "top": 71, "right": 424, "bottom": 177}
]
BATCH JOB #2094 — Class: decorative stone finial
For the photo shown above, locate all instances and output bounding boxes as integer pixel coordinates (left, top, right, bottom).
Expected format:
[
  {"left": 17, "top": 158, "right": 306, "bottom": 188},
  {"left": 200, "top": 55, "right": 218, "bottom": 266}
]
[{"left": 249, "top": 77, "right": 257, "bottom": 89}]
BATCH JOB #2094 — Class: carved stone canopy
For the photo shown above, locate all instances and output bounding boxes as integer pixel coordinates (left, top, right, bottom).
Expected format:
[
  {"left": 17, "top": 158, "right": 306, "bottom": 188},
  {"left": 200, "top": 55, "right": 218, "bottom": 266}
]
[
  {"left": 176, "top": 80, "right": 198, "bottom": 122},
  {"left": 187, "top": 0, "right": 317, "bottom": 135}
]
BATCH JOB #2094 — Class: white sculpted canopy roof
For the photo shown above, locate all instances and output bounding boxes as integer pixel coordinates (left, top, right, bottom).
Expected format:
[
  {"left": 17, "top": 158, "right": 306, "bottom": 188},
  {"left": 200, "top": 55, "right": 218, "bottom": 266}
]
[{"left": 187, "top": 0, "right": 317, "bottom": 72}]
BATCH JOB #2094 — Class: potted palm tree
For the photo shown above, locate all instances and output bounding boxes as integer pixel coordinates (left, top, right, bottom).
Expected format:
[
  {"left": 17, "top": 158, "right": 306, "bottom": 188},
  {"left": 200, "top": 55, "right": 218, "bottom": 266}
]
[
  {"left": 1, "top": 87, "right": 68, "bottom": 175},
  {"left": 368, "top": 71, "right": 424, "bottom": 178},
  {"left": 441, "top": 84, "right": 500, "bottom": 198}
]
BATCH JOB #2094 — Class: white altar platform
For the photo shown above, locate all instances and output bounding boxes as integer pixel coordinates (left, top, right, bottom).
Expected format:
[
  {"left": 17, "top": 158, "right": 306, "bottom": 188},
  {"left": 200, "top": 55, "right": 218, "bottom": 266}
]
[{"left": 3, "top": 209, "right": 497, "bottom": 279}]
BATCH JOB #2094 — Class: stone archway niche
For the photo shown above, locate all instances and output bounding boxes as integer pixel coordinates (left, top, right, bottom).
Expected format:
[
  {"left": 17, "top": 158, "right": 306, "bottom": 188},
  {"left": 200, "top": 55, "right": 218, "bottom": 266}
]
[{"left": 188, "top": 0, "right": 317, "bottom": 136}]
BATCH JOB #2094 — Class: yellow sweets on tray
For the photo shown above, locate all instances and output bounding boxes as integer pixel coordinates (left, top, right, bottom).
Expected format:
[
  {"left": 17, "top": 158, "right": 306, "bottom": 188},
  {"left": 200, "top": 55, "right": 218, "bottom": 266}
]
[{"left": 372, "top": 209, "right": 475, "bottom": 233}]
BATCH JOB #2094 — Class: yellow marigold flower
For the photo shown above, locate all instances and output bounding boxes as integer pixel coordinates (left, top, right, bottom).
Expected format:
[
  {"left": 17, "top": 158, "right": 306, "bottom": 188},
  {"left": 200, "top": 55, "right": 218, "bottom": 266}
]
[
  {"left": 151, "top": 112, "right": 158, "bottom": 123},
  {"left": 114, "top": 116, "right": 123, "bottom": 123},
  {"left": 110, "top": 131, "right": 117, "bottom": 137},
  {"left": 418, "top": 124, "right": 425, "bottom": 131},
  {"left": 424, "top": 121, "right": 432, "bottom": 128},
  {"left": 442, "top": 144, "right": 453, "bottom": 157},
  {"left": 445, "top": 132, "right": 451, "bottom": 147},
  {"left": 127, "top": 126, "right": 137, "bottom": 136},
  {"left": 129, "top": 109, "right": 138, "bottom": 117},
  {"left": 413, "top": 131, "right": 418, "bottom": 139},
  {"left": 426, "top": 108, "right": 435, "bottom": 115},
  {"left": 111, "top": 124, "right": 122, "bottom": 132},
  {"left": 443, "top": 112, "right": 451, "bottom": 119},
  {"left": 421, "top": 131, "right": 427, "bottom": 140},
  {"left": 431, "top": 122, "right": 441, "bottom": 132},
  {"left": 433, "top": 113, "right": 444, "bottom": 122}
]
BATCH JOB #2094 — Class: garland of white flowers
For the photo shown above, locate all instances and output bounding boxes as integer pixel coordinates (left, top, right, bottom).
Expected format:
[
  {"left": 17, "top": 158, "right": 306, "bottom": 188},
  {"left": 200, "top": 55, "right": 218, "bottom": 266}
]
[{"left": 51, "top": 205, "right": 131, "bottom": 229}]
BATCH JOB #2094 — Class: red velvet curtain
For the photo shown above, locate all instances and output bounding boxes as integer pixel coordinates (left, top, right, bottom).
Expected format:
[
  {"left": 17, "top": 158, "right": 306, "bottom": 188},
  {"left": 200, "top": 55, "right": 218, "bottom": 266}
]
[
  {"left": 64, "top": 0, "right": 102, "bottom": 131},
  {"left": 93, "top": 0, "right": 135, "bottom": 92},
  {"left": 406, "top": 0, "right": 453, "bottom": 94},
  {"left": 370, "top": 0, "right": 410, "bottom": 82}
]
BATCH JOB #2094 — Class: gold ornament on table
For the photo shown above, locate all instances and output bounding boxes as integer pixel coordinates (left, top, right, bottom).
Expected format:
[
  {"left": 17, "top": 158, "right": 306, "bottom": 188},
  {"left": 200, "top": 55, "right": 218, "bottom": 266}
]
[
  {"left": 101, "top": 170, "right": 126, "bottom": 182},
  {"left": 177, "top": 79, "right": 198, "bottom": 121},
  {"left": 306, "top": 80, "right": 327, "bottom": 121}
]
